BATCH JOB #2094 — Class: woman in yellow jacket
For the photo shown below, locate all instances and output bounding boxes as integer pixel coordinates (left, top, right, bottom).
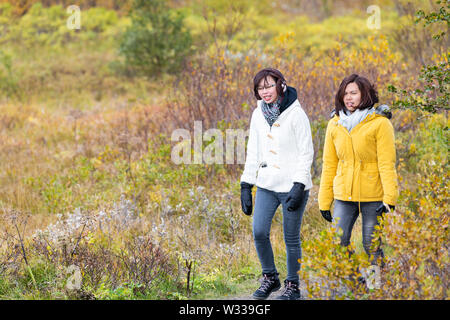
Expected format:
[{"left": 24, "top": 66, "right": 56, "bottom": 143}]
[{"left": 318, "top": 74, "right": 399, "bottom": 266}]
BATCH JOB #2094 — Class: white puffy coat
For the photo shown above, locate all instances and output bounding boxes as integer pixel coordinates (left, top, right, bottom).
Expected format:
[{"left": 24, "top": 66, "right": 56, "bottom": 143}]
[{"left": 240, "top": 99, "right": 314, "bottom": 192}]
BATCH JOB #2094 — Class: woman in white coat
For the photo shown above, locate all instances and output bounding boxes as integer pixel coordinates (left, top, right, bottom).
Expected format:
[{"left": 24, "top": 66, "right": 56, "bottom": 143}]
[{"left": 240, "top": 68, "right": 314, "bottom": 300}]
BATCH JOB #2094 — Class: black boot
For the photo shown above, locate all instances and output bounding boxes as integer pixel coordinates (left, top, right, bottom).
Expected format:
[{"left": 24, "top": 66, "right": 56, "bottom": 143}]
[
  {"left": 276, "top": 279, "right": 301, "bottom": 300},
  {"left": 252, "top": 273, "right": 281, "bottom": 300}
]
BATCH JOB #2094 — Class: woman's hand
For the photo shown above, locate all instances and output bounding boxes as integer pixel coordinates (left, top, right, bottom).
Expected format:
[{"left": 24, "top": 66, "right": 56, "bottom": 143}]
[
  {"left": 320, "top": 210, "right": 332, "bottom": 222},
  {"left": 240, "top": 182, "right": 254, "bottom": 216},
  {"left": 285, "top": 182, "right": 305, "bottom": 212},
  {"left": 375, "top": 202, "right": 395, "bottom": 214}
]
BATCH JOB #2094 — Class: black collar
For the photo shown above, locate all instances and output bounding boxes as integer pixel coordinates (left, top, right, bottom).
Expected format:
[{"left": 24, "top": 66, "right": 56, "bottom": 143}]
[{"left": 279, "top": 86, "right": 298, "bottom": 114}]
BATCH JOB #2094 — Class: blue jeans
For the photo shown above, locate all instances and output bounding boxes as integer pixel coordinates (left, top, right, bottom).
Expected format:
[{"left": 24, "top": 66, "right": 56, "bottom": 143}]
[
  {"left": 252, "top": 187, "right": 309, "bottom": 282},
  {"left": 333, "top": 199, "right": 384, "bottom": 265}
]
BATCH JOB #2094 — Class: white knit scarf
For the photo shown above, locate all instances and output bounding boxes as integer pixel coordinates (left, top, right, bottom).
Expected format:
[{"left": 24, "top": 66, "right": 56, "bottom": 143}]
[{"left": 338, "top": 107, "right": 374, "bottom": 132}]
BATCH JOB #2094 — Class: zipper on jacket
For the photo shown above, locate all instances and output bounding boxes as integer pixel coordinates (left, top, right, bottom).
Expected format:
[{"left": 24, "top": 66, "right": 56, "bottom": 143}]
[
  {"left": 348, "top": 127, "right": 362, "bottom": 213},
  {"left": 338, "top": 124, "right": 357, "bottom": 206},
  {"left": 349, "top": 133, "right": 355, "bottom": 203}
]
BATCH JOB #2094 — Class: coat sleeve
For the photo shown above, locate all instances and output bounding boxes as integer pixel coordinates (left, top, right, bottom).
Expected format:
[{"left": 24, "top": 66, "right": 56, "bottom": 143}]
[
  {"left": 292, "top": 107, "right": 314, "bottom": 187},
  {"left": 318, "top": 120, "right": 338, "bottom": 211},
  {"left": 240, "top": 110, "right": 259, "bottom": 185},
  {"left": 376, "top": 118, "right": 399, "bottom": 205}
]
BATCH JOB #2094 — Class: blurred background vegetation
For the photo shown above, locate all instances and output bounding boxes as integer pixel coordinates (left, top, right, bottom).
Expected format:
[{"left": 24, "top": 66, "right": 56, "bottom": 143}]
[{"left": 0, "top": 0, "right": 448, "bottom": 300}]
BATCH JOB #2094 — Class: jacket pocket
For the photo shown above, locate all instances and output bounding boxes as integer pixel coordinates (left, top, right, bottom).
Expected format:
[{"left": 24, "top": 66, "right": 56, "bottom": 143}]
[
  {"left": 332, "top": 173, "right": 344, "bottom": 197},
  {"left": 359, "top": 169, "right": 383, "bottom": 198},
  {"left": 332, "top": 161, "right": 345, "bottom": 197}
]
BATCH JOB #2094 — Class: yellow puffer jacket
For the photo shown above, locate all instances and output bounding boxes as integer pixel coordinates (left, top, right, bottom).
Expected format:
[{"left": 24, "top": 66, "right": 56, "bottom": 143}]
[{"left": 318, "top": 109, "right": 399, "bottom": 211}]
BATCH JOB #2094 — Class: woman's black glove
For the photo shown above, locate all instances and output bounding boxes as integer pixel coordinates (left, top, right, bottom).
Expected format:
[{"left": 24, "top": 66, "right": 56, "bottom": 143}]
[
  {"left": 285, "top": 182, "right": 305, "bottom": 212},
  {"left": 240, "top": 182, "right": 253, "bottom": 216},
  {"left": 375, "top": 202, "right": 395, "bottom": 214},
  {"left": 320, "top": 210, "right": 332, "bottom": 222}
]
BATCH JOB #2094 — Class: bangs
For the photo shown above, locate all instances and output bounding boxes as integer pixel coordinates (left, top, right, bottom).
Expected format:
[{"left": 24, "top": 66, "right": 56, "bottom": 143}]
[{"left": 334, "top": 74, "right": 379, "bottom": 115}]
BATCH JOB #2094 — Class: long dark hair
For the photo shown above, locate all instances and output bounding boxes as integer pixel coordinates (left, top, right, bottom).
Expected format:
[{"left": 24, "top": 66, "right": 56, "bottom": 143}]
[
  {"left": 253, "top": 68, "right": 286, "bottom": 100},
  {"left": 334, "top": 74, "right": 379, "bottom": 114}
]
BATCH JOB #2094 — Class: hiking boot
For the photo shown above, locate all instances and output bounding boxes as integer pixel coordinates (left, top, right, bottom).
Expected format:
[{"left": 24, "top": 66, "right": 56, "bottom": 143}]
[
  {"left": 276, "top": 280, "right": 301, "bottom": 300},
  {"left": 252, "top": 273, "right": 281, "bottom": 300}
]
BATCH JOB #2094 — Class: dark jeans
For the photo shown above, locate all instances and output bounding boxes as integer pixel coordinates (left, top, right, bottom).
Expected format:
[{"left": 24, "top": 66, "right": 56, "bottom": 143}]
[
  {"left": 252, "top": 187, "right": 309, "bottom": 282},
  {"left": 333, "top": 199, "right": 385, "bottom": 265}
]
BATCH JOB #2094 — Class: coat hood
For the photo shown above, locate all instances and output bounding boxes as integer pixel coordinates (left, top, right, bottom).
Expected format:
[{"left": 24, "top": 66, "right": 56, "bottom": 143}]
[
  {"left": 329, "top": 104, "right": 392, "bottom": 120},
  {"left": 279, "top": 86, "right": 298, "bottom": 114}
]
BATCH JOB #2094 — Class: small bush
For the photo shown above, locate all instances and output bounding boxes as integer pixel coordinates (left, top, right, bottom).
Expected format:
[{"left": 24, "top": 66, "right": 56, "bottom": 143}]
[
  {"left": 119, "top": 0, "right": 192, "bottom": 77},
  {"left": 0, "top": 50, "right": 20, "bottom": 98}
]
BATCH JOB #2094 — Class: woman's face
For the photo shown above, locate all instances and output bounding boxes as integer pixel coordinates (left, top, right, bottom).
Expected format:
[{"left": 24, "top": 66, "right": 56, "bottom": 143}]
[
  {"left": 257, "top": 76, "right": 278, "bottom": 104},
  {"left": 344, "top": 82, "right": 361, "bottom": 112}
]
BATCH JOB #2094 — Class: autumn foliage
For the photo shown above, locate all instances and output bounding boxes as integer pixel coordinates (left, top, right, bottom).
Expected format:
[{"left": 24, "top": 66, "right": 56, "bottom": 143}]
[{"left": 0, "top": 0, "right": 448, "bottom": 299}]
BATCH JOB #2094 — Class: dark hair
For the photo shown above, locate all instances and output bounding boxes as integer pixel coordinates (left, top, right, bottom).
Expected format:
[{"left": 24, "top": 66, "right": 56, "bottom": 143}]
[
  {"left": 334, "top": 74, "right": 379, "bottom": 114},
  {"left": 253, "top": 68, "right": 286, "bottom": 100}
]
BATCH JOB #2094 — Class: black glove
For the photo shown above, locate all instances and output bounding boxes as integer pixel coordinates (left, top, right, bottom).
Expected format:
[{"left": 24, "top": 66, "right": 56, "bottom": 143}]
[
  {"left": 240, "top": 182, "right": 253, "bottom": 216},
  {"left": 375, "top": 203, "right": 395, "bottom": 214},
  {"left": 285, "top": 182, "right": 305, "bottom": 212},
  {"left": 320, "top": 210, "right": 332, "bottom": 222}
]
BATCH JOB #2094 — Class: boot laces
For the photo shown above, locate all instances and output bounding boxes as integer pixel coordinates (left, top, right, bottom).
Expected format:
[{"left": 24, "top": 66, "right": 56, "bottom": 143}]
[
  {"left": 259, "top": 274, "right": 274, "bottom": 291},
  {"left": 281, "top": 281, "right": 297, "bottom": 296}
]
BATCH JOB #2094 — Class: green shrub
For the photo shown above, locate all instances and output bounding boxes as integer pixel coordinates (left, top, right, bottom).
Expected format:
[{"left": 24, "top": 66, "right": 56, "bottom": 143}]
[
  {"left": 0, "top": 49, "right": 20, "bottom": 98},
  {"left": 119, "top": 0, "right": 192, "bottom": 77}
]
